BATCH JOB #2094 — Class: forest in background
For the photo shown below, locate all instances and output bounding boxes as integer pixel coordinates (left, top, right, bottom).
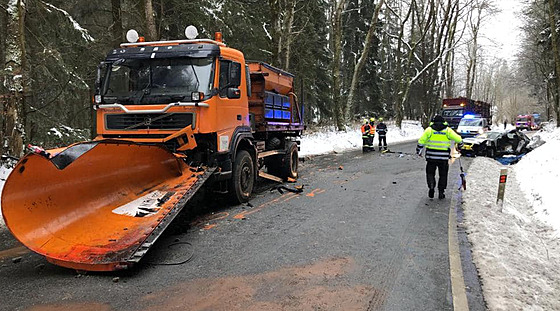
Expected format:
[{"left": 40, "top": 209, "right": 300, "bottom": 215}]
[{"left": 1, "top": 0, "right": 560, "bottom": 159}]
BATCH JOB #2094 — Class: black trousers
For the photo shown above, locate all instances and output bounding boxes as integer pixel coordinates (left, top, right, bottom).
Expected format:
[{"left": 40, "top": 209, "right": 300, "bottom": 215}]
[
  {"left": 378, "top": 135, "right": 387, "bottom": 149},
  {"left": 426, "top": 160, "right": 449, "bottom": 191}
]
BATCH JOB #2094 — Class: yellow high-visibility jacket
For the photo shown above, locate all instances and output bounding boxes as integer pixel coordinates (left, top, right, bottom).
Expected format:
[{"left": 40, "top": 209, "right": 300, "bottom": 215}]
[{"left": 417, "top": 126, "right": 462, "bottom": 160}]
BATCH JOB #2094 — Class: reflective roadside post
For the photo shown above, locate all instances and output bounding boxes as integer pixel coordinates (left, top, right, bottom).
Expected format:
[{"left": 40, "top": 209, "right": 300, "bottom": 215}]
[{"left": 497, "top": 168, "right": 508, "bottom": 211}]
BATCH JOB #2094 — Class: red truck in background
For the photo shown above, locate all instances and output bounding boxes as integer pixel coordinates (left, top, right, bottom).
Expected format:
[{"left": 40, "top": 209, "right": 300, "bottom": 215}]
[
  {"left": 441, "top": 97, "right": 492, "bottom": 129},
  {"left": 515, "top": 115, "right": 538, "bottom": 130}
]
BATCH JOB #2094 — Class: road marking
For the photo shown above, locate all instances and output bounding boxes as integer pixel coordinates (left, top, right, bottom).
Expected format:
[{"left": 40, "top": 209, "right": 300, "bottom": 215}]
[
  {"left": 233, "top": 192, "right": 297, "bottom": 219},
  {"left": 306, "top": 188, "right": 325, "bottom": 197},
  {"left": 449, "top": 193, "right": 469, "bottom": 311}
]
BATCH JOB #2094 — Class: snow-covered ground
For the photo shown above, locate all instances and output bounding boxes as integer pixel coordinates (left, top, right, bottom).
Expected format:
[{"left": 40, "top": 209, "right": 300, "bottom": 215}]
[
  {"left": 463, "top": 124, "right": 560, "bottom": 310},
  {"left": 299, "top": 120, "right": 424, "bottom": 156}
]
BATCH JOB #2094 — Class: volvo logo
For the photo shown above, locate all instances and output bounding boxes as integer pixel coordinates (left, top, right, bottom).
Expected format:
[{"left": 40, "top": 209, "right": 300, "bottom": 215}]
[{"left": 143, "top": 117, "right": 152, "bottom": 126}]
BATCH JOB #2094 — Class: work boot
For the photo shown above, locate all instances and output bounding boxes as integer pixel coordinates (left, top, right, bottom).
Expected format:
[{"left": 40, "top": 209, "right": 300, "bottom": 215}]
[
  {"left": 428, "top": 188, "right": 435, "bottom": 199},
  {"left": 438, "top": 190, "right": 445, "bottom": 200}
]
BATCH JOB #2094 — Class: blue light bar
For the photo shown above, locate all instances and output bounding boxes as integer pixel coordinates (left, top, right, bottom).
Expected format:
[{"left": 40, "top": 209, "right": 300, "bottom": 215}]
[{"left": 463, "top": 114, "right": 475, "bottom": 119}]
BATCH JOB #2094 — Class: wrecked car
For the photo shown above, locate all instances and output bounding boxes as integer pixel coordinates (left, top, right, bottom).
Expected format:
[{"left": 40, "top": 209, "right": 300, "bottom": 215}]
[{"left": 461, "top": 129, "right": 532, "bottom": 158}]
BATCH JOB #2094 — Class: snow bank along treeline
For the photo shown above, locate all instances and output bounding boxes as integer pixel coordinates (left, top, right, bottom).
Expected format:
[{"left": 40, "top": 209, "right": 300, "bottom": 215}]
[{"left": 299, "top": 120, "right": 424, "bottom": 156}]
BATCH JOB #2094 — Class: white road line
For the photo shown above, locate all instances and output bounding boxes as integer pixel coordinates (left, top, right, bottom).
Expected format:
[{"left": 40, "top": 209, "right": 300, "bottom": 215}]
[{"left": 449, "top": 192, "right": 469, "bottom": 311}]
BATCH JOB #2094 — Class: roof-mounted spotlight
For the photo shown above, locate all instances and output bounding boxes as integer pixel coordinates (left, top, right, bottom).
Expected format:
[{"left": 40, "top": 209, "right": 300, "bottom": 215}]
[
  {"left": 185, "top": 25, "right": 199, "bottom": 40},
  {"left": 126, "top": 29, "right": 139, "bottom": 43}
]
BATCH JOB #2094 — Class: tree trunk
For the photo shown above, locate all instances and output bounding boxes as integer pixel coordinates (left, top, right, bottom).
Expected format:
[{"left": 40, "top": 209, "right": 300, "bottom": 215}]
[
  {"left": 144, "top": 0, "right": 157, "bottom": 41},
  {"left": 548, "top": 0, "right": 560, "bottom": 126},
  {"left": 1, "top": 0, "right": 26, "bottom": 160},
  {"left": 269, "top": 0, "right": 282, "bottom": 67},
  {"left": 345, "top": 0, "right": 385, "bottom": 122},
  {"left": 331, "top": 0, "right": 346, "bottom": 130},
  {"left": 281, "top": 0, "right": 296, "bottom": 70},
  {"left": 111, "top": 0, "right": 123, "bottom": 46}
]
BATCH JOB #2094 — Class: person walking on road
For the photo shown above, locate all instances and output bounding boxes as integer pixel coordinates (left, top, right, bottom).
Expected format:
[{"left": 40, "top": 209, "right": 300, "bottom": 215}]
[
  {"left": 376, "top": 118, "right": 388, "bottom": 151},
  {"left": 416, "top": 115, "right": 463, "bottom": 199}
]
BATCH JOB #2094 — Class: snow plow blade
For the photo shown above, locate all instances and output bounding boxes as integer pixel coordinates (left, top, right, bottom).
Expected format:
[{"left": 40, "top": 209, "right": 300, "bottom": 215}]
[{"left": 1, "top": 141, "right": 214, "bottom": 271}]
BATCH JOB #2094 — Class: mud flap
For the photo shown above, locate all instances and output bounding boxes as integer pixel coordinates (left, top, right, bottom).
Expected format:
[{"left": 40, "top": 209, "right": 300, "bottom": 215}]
[{"left": 1, "top": 140, "right": 214, "bottom": 271}]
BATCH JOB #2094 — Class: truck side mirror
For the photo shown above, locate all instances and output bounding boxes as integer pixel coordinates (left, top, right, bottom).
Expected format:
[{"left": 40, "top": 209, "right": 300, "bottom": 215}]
[{"left": 227, "top": 87, "right": 241, "bottom": 99}]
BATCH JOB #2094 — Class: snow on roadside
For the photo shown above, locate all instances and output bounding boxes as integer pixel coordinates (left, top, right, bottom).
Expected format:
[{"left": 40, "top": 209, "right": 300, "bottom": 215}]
[
  {"left": 514, "top": 125, "right": 560, "bottom": 232},
  {"left": 0, "top": 166, "right": 12, "bottom": 229},
  {"left": 463, "top": 157, "right": 560, "bottom": 310},
  {"left": 299, "top": 120, "right": 424, "bottom": 156}
]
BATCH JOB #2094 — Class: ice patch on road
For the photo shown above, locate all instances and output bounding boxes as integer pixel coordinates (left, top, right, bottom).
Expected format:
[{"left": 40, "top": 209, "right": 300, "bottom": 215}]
[{"left": 463, "top": 157, "right": 560, "bottom": 310}]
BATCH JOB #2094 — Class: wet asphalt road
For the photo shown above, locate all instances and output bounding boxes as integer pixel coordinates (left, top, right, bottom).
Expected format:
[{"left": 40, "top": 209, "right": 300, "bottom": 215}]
[{"left": 0, "top": 140, "right": 482, "bottom": 311}]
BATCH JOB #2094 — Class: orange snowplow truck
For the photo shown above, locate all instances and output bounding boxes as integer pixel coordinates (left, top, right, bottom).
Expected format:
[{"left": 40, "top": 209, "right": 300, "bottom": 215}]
[{"left": 1, "top": 28, "right": 303, "bottom": 271}]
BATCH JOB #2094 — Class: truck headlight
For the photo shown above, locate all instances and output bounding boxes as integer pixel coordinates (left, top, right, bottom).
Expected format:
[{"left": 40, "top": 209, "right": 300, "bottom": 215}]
[
  {"left": 191, "top": 92, "right": 204, "bottom": 102},
  {"left": 478, "top": 129, "right": 484, "bottom": 134}
]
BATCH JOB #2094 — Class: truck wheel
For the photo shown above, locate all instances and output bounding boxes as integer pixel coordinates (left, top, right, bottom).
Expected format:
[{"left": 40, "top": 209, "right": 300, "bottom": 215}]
[
  {"left": 281, "top": 142, "right": 299, "bottom": 179},
  {"left": 229, "top": 150, "right": 254, "bottom": 204}
]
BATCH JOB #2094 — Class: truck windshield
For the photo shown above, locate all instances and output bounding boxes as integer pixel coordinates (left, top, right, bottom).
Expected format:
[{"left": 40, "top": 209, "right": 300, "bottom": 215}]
[
  {"left": 459, "top": 119, "right": 482, "bottom": 127},
  {"left": 442, "top": 109, "right": 463, "bottom": 117},
  {"left": 102, "top": 57, "right": 214, "bottom": 104}
]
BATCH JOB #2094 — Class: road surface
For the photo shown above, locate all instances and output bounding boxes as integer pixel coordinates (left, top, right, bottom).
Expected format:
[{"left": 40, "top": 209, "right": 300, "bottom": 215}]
[{"left": 0, "top": 140, "right": 484, "bottom": 311}]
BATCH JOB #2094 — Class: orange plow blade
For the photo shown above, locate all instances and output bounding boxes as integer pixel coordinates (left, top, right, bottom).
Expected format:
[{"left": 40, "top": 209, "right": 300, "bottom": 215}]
[{"left": 1, "top": 141, "right": 213, "bottom": 271}]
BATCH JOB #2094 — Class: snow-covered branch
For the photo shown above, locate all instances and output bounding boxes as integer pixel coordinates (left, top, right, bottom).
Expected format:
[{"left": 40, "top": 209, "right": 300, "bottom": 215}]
[{"left": 41, "top": 1, "right": 95, "bottom": 42}]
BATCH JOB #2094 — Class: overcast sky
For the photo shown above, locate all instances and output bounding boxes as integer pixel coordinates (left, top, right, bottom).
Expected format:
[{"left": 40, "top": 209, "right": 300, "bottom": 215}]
[{"left": 479, "top": 0, "right": 525, "bottom": 63}]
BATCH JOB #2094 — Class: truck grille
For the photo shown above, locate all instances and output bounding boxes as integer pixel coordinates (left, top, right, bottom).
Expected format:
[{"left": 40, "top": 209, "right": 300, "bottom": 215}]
[{"left": 105, "top": 113, "right": 194, "bottom": 130}]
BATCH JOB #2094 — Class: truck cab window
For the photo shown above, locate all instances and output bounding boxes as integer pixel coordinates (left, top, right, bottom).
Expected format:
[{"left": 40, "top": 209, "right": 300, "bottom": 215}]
[{"left": 219, "top": 60, "right": 241, "bottom": 97}]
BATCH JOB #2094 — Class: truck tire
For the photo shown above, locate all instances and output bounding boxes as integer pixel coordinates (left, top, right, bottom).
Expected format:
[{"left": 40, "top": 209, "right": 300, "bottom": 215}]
[
  {"left": 280, "top": 142, "right": 299, "bottom": 179},
  {"left": 229, "top": 150, "right": 255, "bottom": 204}
]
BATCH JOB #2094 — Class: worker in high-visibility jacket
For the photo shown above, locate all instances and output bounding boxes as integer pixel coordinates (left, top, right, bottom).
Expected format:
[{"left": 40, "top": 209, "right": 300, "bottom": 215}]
[
  {"left": 416, "top": 115, "right": 463, "bottom": 199},
  {"left": 368, "top": 117, "right": 376, "bottom": 151},
  {"left": 361, "top": 119, "right": 373, "bottom": 152}
]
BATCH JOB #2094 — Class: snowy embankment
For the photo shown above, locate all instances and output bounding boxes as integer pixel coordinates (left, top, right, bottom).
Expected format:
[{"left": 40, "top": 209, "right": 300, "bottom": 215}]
[
  {"left": 0, "top": 165, "right": 11, "bottom": 228},
  {"left": 463, "top": 125, "right": 560, "bottom": 310},
  {"left": 299, "top": 120, "right": 424, "bottom": 156}
]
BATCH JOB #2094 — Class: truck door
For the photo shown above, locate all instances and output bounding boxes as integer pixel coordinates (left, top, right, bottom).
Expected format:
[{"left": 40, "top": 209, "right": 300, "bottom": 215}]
[{"left": 216, "top": 59, "right": 249, "bottom": 153}]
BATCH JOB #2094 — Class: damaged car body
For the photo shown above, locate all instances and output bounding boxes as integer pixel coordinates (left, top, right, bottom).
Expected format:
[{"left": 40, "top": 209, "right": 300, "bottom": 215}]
[{"left": 461, "top": 129, "right": 533, "bottom": 158}]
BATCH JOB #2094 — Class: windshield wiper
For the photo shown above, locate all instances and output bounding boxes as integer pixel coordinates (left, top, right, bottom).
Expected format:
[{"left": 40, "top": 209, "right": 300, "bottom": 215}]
[{"left": 190, "top": 63, "right": 200, "bottom": 92}]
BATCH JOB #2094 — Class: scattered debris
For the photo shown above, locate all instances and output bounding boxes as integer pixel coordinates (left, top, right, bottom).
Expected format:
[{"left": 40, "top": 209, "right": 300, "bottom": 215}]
[
  {"left": 338, "top": 166, "right": 344, "bottom": 170},
  {"left": 11, "top": 257, "right": 22, "bottom": 264},
  {"left": 112, "top": 277, "right": 120, "bottom": 283},
  {"left": 273, "top": 185, "right": 304, "bottom": 194}
]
